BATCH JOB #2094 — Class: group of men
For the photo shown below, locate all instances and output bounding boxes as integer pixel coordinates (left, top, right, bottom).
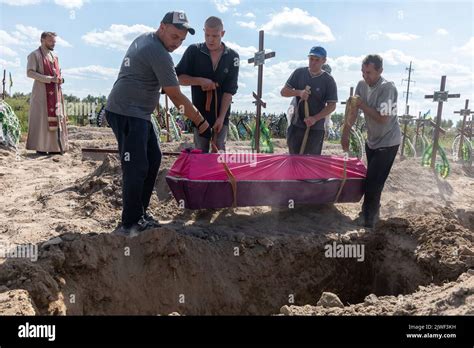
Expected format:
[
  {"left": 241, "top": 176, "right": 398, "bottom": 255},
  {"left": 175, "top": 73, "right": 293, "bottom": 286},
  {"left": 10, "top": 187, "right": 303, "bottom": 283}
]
[{"left": 26, "top": 10, "right": 401, "bottom": 234}]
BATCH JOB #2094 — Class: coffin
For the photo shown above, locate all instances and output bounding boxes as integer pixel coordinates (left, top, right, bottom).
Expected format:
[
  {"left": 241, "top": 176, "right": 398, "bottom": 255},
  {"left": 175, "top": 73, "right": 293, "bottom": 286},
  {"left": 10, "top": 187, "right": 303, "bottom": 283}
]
[{"left": 166, "top": 149, "right": 366, "bottom": 209}]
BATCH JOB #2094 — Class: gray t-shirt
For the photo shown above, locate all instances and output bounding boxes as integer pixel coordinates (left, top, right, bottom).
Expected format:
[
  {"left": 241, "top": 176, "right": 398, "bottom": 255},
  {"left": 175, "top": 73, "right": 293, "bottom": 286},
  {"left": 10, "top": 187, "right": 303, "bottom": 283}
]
[
  {"left": 106, "top": 32, "right": 179, "bottom": 121},
  {"left": 286, "top": 68, "right": 338, "bottom": 130},
  {"left": 355, "top": 77, "right": 401, "bottom": 149}
]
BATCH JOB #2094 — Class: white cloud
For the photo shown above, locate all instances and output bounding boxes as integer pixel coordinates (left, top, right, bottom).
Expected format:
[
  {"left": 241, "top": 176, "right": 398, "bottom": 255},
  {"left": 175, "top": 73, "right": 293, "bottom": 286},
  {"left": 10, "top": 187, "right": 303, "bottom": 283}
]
[
  {"left": 0, "top": 45, "right": 18, "bottom": 57},
  {"left": 225, "top": 41, "right": 258, "bottom": 59},
  {"left": 0, "top": 0, "right": 85, "bottom": 8},
  {"left": 454, "top": 37, "right": 474, "bottom": 57},
  {"left": 213, "top": 0, "right": 240, "bottom": 13},
  {"left": 54, "top": 0, "right": 85, "bottom": 9},
  {"left": 82, "top": 24, "right": 154, "bottom": 51},
  {"left": 385, "top": 32, "right": 420, "bottom": 41},
  {"left": 0, "top": 0, "right": 40, "bottom": 5},
  {"left": 0, "top": 57, "right": 21, "bottom": 68},
  {"left": 236, "top": 21, "right": 256, "bottom": 29},
  {"left": 436, "top": 28, "right": 448, "bottom": 36},
  {"left": 261, "top": 7, "right": 335, "bottom": 42},
  {"left": 327, "top": 55, "right": 365, "bottom": 71},
  {"left": 8, "top": 24, "right": 72, "bottom": 47},
  {"left": 244, "top": 12, "right": 255, "bottom": 18},
  {"left": 368, "top": 31, "right": 420, "bottom": 41},
  {"left": 0, "top": 30, "right": 19, "bottom": 46},
  {"left": 61, "top": 65, "right": 118, "bottom": 80}
]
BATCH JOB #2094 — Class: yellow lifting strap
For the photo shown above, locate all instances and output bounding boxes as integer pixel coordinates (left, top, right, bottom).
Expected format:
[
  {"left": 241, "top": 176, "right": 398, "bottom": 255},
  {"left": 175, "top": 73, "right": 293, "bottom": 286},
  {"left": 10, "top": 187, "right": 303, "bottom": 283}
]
[{"left": 210, "top": 88, "right": 237, "bottom": 207}]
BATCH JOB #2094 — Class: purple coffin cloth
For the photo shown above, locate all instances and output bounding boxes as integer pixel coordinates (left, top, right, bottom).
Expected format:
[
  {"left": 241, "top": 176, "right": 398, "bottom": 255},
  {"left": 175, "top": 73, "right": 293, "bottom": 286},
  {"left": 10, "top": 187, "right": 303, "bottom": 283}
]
[{"left": 166, "top": 150, "right": 367, "bottom": 209}]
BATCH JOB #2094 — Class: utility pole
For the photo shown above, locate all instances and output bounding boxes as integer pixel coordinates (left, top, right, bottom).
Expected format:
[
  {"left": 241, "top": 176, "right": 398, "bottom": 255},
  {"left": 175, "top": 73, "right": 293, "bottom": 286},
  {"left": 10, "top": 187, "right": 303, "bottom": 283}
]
[{"left": 402, "top": 61, "right": 415, "bottom": 115}]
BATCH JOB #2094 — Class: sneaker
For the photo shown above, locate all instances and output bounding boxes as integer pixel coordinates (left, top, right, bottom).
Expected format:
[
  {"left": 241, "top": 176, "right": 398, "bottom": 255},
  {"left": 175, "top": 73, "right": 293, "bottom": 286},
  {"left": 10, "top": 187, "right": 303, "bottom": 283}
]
[
  {"left": 141, "top": 212, "right": 162, "bottom": 228},
  {"left": 364, "top": 210, "right": 381, "bottom": 229},
  {"left": 363, "top": 219, "right": 375, "bottom": 229},
  {"left": 353, "top": 211, "right": 365, "bottom": 226},
  {"left": 112, "top": 223, "right": 142, "bottom": 238}
]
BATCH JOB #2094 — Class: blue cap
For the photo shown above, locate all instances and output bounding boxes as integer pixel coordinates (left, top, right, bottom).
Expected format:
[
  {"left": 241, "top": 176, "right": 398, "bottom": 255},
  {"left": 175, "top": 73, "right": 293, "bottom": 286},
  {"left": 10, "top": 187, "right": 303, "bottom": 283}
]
[{"left": 308, "top": 46, "right": 327, "bottom": 58}]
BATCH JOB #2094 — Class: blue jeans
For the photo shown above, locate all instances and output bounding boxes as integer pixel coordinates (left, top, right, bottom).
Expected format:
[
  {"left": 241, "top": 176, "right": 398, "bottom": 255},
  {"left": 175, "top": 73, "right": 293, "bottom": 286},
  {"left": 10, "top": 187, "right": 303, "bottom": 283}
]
[{"left": 105, "top": 110, "right": 161, "bottom": 227}]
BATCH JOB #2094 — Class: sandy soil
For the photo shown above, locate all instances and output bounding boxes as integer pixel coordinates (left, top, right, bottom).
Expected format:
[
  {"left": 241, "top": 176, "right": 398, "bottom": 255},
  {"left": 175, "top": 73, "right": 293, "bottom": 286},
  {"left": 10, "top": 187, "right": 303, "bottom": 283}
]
[{"left": 0, "top": 125, "right": 472, "bottom": 315}]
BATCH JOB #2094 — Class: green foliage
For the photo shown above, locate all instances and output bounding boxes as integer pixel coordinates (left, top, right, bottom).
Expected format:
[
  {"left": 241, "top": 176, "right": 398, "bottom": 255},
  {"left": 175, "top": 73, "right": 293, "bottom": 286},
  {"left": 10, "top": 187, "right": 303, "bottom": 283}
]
[{"left": 5, "top": 96, "right": 29, "bottom": 134}]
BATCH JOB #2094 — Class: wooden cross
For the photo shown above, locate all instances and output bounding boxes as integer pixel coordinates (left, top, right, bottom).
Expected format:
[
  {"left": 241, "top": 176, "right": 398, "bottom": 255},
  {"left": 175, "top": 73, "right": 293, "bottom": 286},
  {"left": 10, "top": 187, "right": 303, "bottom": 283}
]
[
  {"left": 340, "top": 86, "right": 355, "bottom": 104},
  {"left": 453, "top": 99, "right": 471, "bottom": 161},
  {"left": 247, "top": 30, "right": 275, "bottom": 153},
  {"left": 165, "top": 95, "right": 170, "bottom": 142},
  {"left": 2, "top": 70, "right": 5, "bottom": 100},
  {"left": 424, "top": 76, "right": 460, "bottom": 169},
  {"left": 399, "top": 105, "right": 414, "bottom": 158}
]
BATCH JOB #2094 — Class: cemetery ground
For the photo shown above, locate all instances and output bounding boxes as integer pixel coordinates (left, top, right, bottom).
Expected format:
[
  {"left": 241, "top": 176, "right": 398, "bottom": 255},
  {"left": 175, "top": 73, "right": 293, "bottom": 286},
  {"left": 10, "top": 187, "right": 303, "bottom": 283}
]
[{"left": 0, "top": 125, "right": 472, "bottom": 316}]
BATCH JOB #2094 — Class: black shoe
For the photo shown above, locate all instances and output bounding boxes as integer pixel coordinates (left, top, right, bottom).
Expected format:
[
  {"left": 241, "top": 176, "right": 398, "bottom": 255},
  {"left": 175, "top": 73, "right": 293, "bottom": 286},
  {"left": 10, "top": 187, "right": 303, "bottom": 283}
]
[
  {"left": 141, "top": 212, "right": 161, "bottom": 228},
  {"left": 112, "top": 224, "right": 142, "bottom": 237},
  {"left": 353, "top": 211, "right": 365, "bottom": 226},
  {"left": 364, "top": 219, "right": 375, "bottom": 228}
]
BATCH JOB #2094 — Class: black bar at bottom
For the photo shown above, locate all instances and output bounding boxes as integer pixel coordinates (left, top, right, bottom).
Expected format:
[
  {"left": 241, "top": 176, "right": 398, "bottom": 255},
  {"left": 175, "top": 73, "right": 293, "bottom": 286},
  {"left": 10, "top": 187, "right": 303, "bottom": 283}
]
[{"left": 0, "top": 315, "right": 472, "bottom": 346}]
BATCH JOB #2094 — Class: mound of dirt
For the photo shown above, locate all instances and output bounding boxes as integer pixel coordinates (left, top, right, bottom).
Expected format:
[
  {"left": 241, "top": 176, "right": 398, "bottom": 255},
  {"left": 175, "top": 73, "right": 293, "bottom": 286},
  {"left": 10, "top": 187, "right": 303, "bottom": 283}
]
[{"left": 0, "top": 209, "right": 471, "bottom": 315}]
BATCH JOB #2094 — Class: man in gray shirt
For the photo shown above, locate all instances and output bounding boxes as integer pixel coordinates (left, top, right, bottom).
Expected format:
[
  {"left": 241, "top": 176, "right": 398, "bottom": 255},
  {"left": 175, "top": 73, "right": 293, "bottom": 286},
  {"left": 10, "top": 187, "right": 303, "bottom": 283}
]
[
  {"left": 341, "top": 54, "right": 401, "bottom": 228},
  {"left": 281, "top": 46, "right": 338, "bottom": 154},
  {"left": 106, "top": 11, "right": 211, "bottom": 236}
]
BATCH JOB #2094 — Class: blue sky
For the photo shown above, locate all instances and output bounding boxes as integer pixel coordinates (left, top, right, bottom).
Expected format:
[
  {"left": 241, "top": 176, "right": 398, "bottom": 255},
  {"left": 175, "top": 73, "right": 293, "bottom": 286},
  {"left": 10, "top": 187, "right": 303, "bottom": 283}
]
[{"left": 1, "top": 0, "right": 473, "bottom": 121}]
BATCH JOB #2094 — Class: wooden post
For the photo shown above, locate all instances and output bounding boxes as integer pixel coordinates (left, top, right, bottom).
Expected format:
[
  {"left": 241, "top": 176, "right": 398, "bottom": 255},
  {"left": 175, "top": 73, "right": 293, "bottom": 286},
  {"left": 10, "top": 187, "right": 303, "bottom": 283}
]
[
  {"left": 248, "top": 30, "right": 275, "bottom": 153},
  {"left": 454, "top": 99, "right": 471, "bottom": 161},
  {"left": 2, "top": 70, "right": 5, "bottom": 100},
  {"left": 424, "top": 76, "right": 460, "bottom": 168},
  {"left": 165, "top": 95, "right": 170, "bottom": 142},
  {"left": 399, "top": 105, "right": 414, "bottom": 158}
]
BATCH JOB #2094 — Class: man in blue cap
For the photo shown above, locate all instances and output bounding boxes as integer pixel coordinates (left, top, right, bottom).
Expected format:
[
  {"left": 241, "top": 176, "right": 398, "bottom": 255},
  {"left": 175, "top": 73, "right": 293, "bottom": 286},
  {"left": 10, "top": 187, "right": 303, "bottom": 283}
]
[
  {"left": 281, "top": 46, "right": 338, "bottom": 154},
  {"left": 105, "top": 11, "right": 211, "bottom": 237}
]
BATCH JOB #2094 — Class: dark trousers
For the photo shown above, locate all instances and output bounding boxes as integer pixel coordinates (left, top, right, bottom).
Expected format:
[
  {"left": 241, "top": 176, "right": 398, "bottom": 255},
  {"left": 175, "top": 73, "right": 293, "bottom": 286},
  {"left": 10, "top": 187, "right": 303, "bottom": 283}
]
[
  {"left": 362, "top": 143, "right": 399, "bottom": 221},
  {"left": 287, "top": 125, "right": 325, "bottom": 155},
  {"left": 106, "top": 111, "right": 161, "bottom": 227}
]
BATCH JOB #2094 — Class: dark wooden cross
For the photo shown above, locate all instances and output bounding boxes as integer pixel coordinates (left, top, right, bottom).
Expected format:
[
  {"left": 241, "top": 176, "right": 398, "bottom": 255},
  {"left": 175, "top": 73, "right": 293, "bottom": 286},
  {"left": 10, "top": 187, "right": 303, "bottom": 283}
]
[
  {"left": 340, "top": 86, "right": 355, "bottom": 103},
  {"left": 165, "top": 95, "right": 170, "bottom": 142},
  {"left": 2, "top": 70, "right": 5, "bottom": 100},
  {"left": 424, "top": 76, "right": 460, "bottom": 169},
  {"left": 414, "top": 112, "right": 429, "bottom": 152},
  {"left": 247, "top": 30, "right": 275, "bottom": 153},
  {"left": 399, "top": 105, "right": 414, "bottom": 158},
  {"left": 453, "top": 99, "right": 471, "bottom": 161}
]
